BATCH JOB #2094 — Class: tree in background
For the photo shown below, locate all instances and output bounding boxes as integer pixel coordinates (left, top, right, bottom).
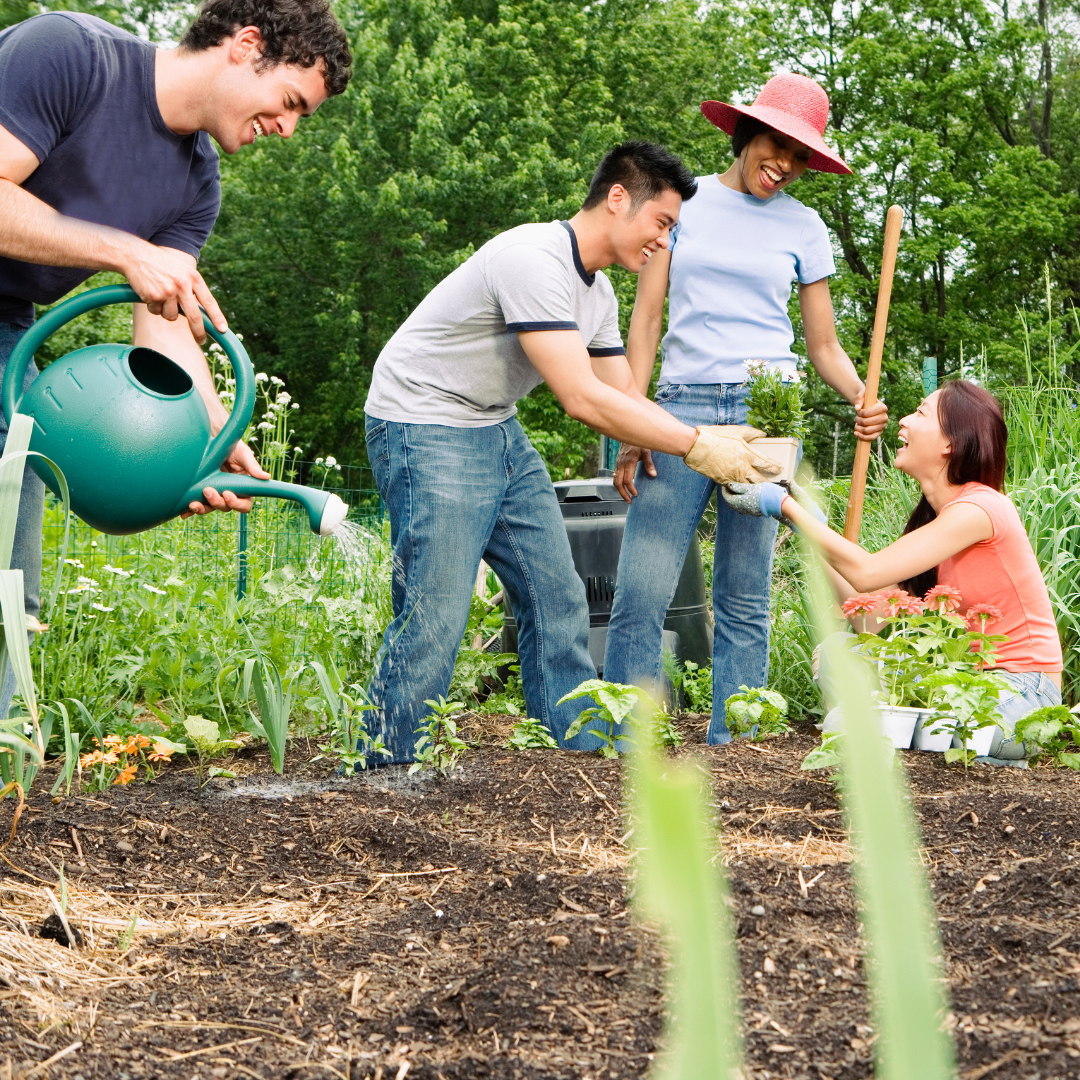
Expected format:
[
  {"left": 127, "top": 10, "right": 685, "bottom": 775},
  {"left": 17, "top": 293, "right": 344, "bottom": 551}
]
[{"left": 18, "top": 0, "right": 1080, "bottom": 476}]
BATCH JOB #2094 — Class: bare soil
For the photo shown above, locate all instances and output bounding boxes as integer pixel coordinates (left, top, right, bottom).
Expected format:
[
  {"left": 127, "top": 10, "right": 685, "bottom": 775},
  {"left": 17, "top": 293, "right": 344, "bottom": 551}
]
[{"left": 2, "top": 714, "right": 1079, "bottom": 1080}]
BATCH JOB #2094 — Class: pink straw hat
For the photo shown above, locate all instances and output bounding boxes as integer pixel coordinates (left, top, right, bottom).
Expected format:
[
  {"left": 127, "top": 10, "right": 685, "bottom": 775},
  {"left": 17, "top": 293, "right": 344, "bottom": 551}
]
[{"left": 701, "top": 72, "right": 851, "bottom": 176}]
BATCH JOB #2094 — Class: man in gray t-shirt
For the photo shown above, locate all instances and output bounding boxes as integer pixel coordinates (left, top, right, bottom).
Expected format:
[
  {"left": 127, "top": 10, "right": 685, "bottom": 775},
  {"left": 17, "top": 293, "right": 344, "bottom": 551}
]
[{"left": 363, "top": 142, "right": 781, "bottom": 763}]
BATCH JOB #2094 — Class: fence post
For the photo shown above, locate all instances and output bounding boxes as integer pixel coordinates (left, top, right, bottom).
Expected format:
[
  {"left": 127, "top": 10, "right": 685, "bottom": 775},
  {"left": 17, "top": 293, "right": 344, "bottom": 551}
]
[{"left": 237, "top": 511, "right": 248, "bottom": 601}]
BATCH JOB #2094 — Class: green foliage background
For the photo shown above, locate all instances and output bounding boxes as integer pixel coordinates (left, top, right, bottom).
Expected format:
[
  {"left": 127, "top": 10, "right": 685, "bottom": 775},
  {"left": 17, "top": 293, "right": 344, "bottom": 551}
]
[{"left": 9, "top": 0, "right": 1080, "bottom": 476}]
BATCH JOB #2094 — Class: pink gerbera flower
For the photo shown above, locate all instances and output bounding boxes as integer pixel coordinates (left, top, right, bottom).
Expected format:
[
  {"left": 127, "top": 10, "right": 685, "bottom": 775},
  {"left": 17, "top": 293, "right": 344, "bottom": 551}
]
[
  {"left": 967, "top": 603, "right": 1004, "bottom": 631},
  {"left": 894, "top": 595, "right": 926, "bottom": 617},
  {"left": 877, "top": 588, "right": 915, "bottom": 615},
  {"left": 924, "top": 584, "right": 963, "bottom": 613},
  {"left": 842, "top": 594, "right": 880, "bottom": 617}
]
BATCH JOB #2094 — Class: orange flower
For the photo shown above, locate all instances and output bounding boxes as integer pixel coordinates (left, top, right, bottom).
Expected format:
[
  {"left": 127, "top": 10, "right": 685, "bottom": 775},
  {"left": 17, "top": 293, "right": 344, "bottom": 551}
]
[
  {"left": 967, "top": 603, "right": 1004, "bottom": 631},
  {"left": 100, "top": 750, "right": 119, "bottom": 765},
  {"left": 147, "top": 741, "right": 175, "bottom": 762},
  {"left": 113, "top": 763, "right": 138, "bottom": 785},
  {"left": 79, "top": 750, "right": 104, "bottom": 768},
  {"left": 103, "top": 734, "right": 127, "bottom": 750},
  {"left": 842, "top": 594, "right": 880, "bottom": 616},
  {"left": 924, "top": 584, "right": 963, "bottom": 612},
  {"left": 132, "top": 734, "right": 151, "bottom": 750}
]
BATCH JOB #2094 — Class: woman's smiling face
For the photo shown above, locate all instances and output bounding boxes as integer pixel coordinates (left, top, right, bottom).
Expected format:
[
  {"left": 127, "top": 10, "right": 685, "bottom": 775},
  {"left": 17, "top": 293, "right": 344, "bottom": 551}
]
[
  {"left": 734, "top": 130, "right": 812, "bottom": 199},
  {"left": 895, "top": 390, "right": 950, "bottom": 479}
]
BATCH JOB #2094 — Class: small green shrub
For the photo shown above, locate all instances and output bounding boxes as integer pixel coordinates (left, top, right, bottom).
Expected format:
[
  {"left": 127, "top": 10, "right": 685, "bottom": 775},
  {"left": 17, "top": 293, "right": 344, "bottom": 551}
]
[
  {"left": 1016, "top": 704, "right": 1080, "bottom": 768},
  {"left": 505, "top": 716, "right": 558, "bottom": 750},
  {"left": 724, "top": 686, "right": 790, "bottom": 741},
  {"left": 743, "top": 360, "right": 808, "bottom": 439},
  {"left": 410, "top": 697, "right": 469, "bottom": 775},
  {"left": 560, "top": 680, "right": 640, "bottom": 759},
  {"left": 183, "top": 715, "right": 240, "bottom": 788}
]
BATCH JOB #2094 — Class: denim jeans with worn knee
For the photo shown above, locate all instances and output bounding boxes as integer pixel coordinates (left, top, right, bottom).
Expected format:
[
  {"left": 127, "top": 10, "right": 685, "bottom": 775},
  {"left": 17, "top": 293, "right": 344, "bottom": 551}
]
[
  {"left": 985, "top": 670, "right": 1062, "bottom": 763},
  {"left": 0, "top": 323, "right": 44, "bottom": 721},
  {"left": 603, "top": 383, "right": 780, "bottom": 745},
  {"left": 365, "top": 414, "right": 598, "bottom": 762}
]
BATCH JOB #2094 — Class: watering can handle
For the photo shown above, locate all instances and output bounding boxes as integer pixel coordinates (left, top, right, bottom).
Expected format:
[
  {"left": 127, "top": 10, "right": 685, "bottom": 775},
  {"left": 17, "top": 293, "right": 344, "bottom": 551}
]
[{"left": 1, "top": 283, "right": 255, "bottom": 474}]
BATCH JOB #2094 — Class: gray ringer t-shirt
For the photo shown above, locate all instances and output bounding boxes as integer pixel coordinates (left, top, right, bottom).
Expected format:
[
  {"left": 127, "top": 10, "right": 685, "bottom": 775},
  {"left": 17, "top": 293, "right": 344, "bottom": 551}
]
[{"left": 365, "top": 220, "right": 625, "bottom": 427}]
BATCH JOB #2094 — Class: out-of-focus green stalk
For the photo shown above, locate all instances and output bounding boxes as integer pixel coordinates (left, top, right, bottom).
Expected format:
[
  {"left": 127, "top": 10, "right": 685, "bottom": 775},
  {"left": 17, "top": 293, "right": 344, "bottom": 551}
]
[
  {"left": 631, "top": 741, "right": 742, "bottom": 1080},
  {"left": 804, "top": 546, "right": 955, "bottom": 1080}
]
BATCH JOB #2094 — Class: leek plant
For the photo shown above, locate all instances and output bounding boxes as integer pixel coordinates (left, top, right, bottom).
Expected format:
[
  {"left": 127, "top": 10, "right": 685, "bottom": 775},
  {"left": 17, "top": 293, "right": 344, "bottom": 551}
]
[
  {"left": 241, "top": 653, "right": 298, "bottom": 774},
  {"left": 631, "top": 544, "right": 955, "bottom": 1080},
  {"left": 0, "top": 414, "right": 70, "bottom": 796}
]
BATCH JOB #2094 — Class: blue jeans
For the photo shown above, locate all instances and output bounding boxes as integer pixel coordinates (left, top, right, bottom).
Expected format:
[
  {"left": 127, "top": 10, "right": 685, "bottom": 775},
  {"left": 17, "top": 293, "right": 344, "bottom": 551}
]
[
  {"left": 0, "top": 323, "right": 44, "bottom": 721},
  {"left": 986, "top": 670, "right": 1062, "bottom": 763},
  {"left": 603, "top": 383, "right": 780, "bottom": 745},
  {"left": 364, "top": 414, "right": 598, "bottom": 762}
]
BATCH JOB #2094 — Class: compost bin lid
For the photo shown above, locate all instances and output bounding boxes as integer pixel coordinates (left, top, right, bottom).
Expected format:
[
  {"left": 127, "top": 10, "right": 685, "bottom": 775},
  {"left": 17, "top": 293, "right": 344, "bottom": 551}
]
[{"left": 554, "top": 477, "right": 626, "bottom": 503}]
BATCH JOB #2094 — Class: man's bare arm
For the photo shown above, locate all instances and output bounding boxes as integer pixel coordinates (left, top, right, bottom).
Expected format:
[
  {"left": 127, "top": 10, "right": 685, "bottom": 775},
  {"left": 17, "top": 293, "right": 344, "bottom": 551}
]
[
  {"left": 132, "top": 301, "right": 269, "bottom": 515},
  {"left": 518, "top": 330, "right": 696, "bottom": 455},
  {"left": 0, "top": 120, "right": 226, "bottom": 343}
]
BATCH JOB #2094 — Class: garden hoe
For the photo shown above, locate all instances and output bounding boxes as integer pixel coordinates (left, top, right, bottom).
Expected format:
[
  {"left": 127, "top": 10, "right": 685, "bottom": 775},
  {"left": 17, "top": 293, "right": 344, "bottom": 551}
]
[{"left": 843, "top": 204, "right": 904, "bottom": 542}]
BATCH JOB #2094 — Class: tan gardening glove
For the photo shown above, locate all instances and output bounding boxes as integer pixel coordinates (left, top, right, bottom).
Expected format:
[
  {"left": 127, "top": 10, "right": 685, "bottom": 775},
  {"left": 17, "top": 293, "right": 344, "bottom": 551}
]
[{"left": 683, "top": 425, "right": 782, "bottom": 485}]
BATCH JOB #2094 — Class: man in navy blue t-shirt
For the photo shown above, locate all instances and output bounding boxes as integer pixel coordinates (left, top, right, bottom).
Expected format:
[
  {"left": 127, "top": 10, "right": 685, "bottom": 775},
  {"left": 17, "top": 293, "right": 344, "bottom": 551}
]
[{"left": 0, "top": 0, "right": 351, "bottom": 718}]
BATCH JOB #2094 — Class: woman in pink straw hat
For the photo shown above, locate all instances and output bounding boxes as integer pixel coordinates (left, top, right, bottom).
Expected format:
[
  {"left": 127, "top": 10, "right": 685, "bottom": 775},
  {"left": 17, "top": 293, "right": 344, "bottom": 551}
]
[{"left": 603, "top": 71, "right": 889, "bottom": 745}]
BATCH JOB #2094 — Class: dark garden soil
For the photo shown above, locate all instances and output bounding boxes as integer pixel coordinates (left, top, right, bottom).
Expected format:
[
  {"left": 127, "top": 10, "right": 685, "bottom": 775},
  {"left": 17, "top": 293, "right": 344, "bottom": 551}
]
[{"left": 2, "top": 714, "right": 1080, "bottom": 1080}]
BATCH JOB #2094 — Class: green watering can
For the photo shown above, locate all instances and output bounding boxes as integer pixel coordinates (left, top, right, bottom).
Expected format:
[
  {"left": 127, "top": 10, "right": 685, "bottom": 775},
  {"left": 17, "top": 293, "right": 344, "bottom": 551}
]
[{"left": 1, "top": 284, "right": 348, "bottom": 537}]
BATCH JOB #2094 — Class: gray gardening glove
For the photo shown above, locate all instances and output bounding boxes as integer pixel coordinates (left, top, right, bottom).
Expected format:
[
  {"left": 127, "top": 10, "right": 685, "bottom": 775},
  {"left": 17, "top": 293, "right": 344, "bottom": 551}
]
[{"left": 722, "top": 481, "right": 827, "bottom": 525}]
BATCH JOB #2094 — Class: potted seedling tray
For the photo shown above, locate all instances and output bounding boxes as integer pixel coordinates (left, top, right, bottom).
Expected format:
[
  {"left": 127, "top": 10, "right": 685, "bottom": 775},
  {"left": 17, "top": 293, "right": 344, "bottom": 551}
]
[
  {"left": 913, "top": 712, "right": 954, "bottom": 752},
  {"left": 753, "top": 436, "right": 800, "bottom": 482}
]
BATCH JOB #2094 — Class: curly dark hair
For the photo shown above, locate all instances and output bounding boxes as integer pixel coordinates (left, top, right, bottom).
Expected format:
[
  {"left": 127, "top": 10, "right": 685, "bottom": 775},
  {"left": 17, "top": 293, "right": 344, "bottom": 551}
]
[{"left": 180, "top": 0, "right": 352, "bottom": 97}]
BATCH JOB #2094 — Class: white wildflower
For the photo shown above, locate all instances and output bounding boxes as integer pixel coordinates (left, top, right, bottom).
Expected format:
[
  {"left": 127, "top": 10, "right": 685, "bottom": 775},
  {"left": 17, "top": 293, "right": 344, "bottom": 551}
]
[
  {"left": 315, "top": 457, "right": 324, "bottom": 466},
  {"left": 255, "top": 372, "right": 269, "bottom": 383},
  {"left": 325, "top": 455, "right": 337, "bottom": 468},
  {"left": 270, "top": 376, "right": 285, "bottom": 387},
  {"left": 258, "top": 422, "right": 274, "bottom": 431},
  {"left": 225, "top": 378, "right": 236, "bottom": 387},
  {"left": 91, "top": 602, "right": 114, "bottom": 612},
  {"left": 291, "top": 402, "right": 299, "bottom": 410},
  {"left": 63, "top": 558, "right": 84, "bottom": 568},
  {"left": 142, "top": 584, "right": 167, "bottom": 596},
  {"left": 102, "top": 564, "right": 132, "bottom": 578},
  {"left": 277, "top": 391, "right": 291, "bottom": 405},
  {"left": 90, "top": 540, "right": 98, "bottom": 548},
  {"left": 743, "top": 358, "right": 768, "bottom": 379}
]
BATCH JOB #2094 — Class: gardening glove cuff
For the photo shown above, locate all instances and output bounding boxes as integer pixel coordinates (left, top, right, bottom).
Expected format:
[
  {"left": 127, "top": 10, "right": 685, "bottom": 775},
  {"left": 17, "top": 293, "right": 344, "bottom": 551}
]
[
  {"left": 722, "top": 482, "right": 787, "bottom": 519},
  {"left": 683, "top": 425, "right": 782, "bottom": 485},
  {"left": 784, "top": 481, "right": 827, "bottom": 525}
]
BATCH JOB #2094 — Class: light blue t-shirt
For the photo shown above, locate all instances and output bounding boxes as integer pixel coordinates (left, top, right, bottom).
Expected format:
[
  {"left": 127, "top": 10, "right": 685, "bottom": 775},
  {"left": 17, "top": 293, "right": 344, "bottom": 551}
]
[{"left": 660, "top": 173, "right": 836, "bottom": 385}]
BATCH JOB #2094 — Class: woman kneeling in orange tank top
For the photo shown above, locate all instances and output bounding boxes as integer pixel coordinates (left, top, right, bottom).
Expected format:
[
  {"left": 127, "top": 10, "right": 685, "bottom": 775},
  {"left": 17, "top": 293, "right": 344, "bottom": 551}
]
[{"left": 726, "top": 380, "right": 1063, "bottom": 765}]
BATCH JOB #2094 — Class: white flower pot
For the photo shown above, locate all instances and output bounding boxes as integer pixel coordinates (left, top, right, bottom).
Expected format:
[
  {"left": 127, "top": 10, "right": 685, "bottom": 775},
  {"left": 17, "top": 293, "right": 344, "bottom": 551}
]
[
  {"left": 955, "top": 724, "right": 997, "bottom": 758},
  {"left": 913, "top": 713, "right": 954, "bottom": 752},
  {"left": 753, "top": 437, "right": 800, "bottom": 482},
  {"left": 820, "top": 703, "right": 920, "bottom": 749}
]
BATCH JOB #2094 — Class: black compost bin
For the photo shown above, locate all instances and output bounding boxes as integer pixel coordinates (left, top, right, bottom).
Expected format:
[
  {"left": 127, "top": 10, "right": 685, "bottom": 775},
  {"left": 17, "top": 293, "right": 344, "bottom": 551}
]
[{"left": 502, "top": 476, "right": 713, "bottom": 676}]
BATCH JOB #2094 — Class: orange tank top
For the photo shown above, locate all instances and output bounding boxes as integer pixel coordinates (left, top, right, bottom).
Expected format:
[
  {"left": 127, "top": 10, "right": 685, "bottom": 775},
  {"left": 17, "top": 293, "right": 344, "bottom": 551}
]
[{"left": 936, "top": 482, "right": 1062, "bottom": 672}]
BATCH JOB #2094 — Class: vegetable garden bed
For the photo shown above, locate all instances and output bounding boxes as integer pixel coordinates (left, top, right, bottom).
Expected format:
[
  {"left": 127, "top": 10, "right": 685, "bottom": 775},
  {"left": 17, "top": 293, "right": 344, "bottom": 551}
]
[{"left": 1, "top": 715, "right": 1078, "bottom": 1080}]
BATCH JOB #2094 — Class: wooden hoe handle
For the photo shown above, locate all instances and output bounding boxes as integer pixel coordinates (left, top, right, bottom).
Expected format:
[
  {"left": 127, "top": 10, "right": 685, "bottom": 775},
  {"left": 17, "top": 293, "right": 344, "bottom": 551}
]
[{"left": 843, "top": 205, "right": 904, "bottom": 543}]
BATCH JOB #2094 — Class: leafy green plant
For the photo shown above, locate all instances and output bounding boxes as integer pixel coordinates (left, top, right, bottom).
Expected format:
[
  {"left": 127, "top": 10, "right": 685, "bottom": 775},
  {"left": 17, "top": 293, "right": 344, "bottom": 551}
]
[
  {"left": 662, "top": 651, "right": 712, "bottom": 714},
  {"left": 183, "top": 715, "right": 240, "bottom": 788},
  {"left": 1015, "top": 704, "right": 1080, "bottom": 768},
  {"left": 560, "top": 680, "right": 641, "bottom": 759},
  {"left": 724, "top": 686, "right": 790, "bottom": 741},
  {"left": 743, "top": 359, "right": 808, "bottom": 438},
  {"left": 924, "top": 669, "right": 1008, "bottom": 766},
  {"left": 505, "top": 716, "right": 558, "bottom": 750},
  {"left": 801, "top": 730, "right": 845, "bottom": 772},
  {"left": 308, "top": 659, "right": 388, "bottom": 775},
  {"left": 410, "top": 697, "right": 469, "bottom": 775},
  {"left": 241, "top": 654, "right": 298, "bottom": 775}
]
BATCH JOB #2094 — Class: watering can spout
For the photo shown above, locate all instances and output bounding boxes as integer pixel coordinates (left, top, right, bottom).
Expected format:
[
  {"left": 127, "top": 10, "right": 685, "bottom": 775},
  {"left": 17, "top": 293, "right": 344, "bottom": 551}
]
[{"left": 180, "top": 474, "right": 349, "bottom": 536}]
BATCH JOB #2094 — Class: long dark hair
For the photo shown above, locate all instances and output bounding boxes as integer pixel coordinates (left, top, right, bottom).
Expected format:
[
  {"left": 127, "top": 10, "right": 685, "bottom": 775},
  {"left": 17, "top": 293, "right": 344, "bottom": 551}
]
[{"left": 899, "top": 380, "right": 1008, "bottom": 598}]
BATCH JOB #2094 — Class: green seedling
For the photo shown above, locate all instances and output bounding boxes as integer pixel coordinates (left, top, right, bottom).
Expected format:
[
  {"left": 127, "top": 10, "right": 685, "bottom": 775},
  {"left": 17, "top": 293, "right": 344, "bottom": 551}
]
[
  {"left": 662, "top": 651, "right": 713, "bottom": 714},
  {"left": 505, "top": 716, "right": 558, "bottom": 750},
  {"left": 725, "top": 685, "right": 790, "bottom": 741},
  {"left": 183, "top": 715, "right": 240, "bottom": 788},
  {"left": 410, "top": 697, "right": 469, "bottom": 775},
  {"left": 309, "top": 658, "right": 388, "bottom": 775},
  {"left": 117, "top": 909, "right": 139, "bottom": 952},
  {"left": 801, "top": 731, "right": 845, "bottom": 772},
  {"left": 743, "top": 359, "right": 808, "bottom": 439},
  {"left": 560, "top": 679, "right": 641, "bottom": 759},
  {"left": 1016, "top": 704, "right": 1080, "bottom": 768}
]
